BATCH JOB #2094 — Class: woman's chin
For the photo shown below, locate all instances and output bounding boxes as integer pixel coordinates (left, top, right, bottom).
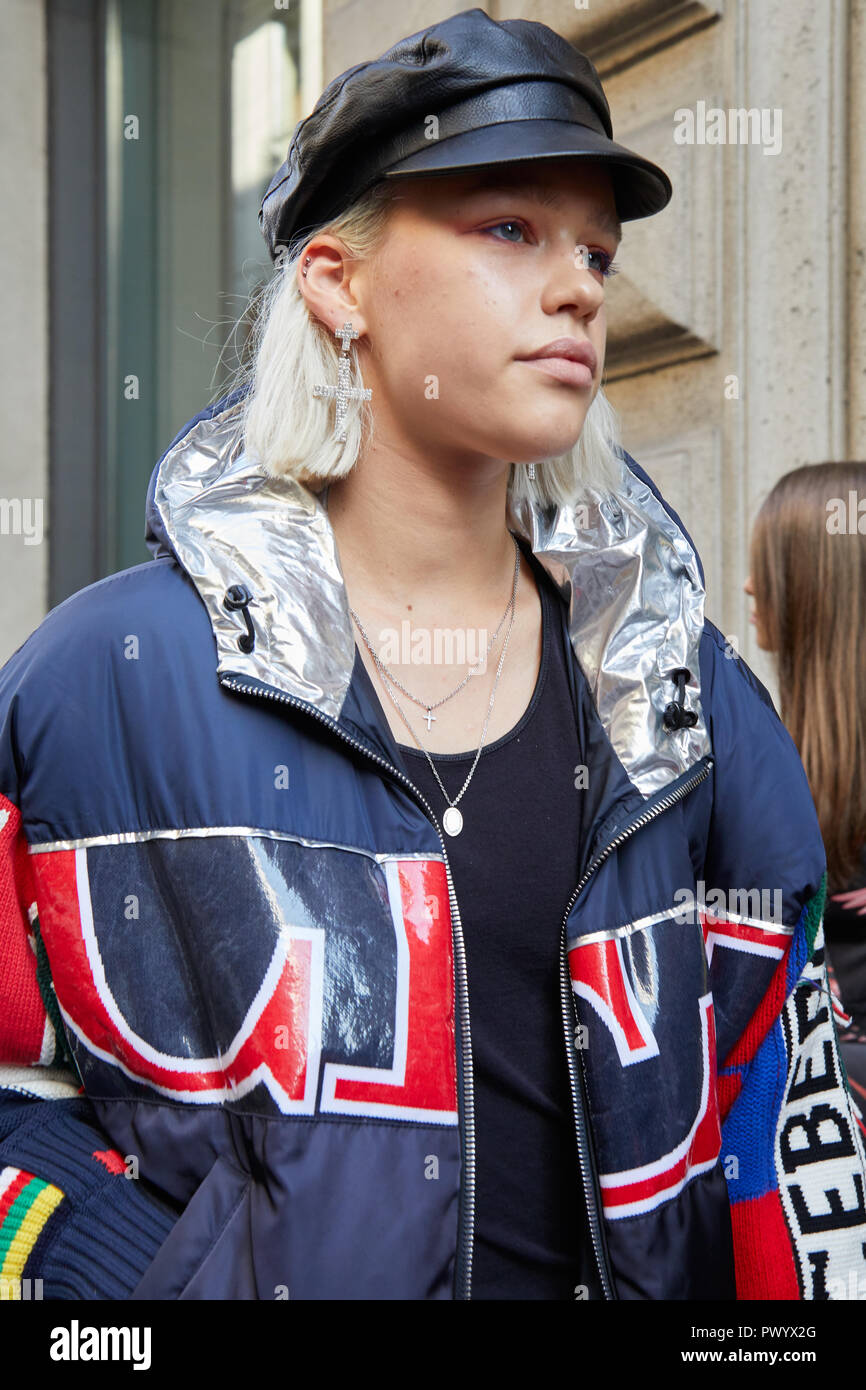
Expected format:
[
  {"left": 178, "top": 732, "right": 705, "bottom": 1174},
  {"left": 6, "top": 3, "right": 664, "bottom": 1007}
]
[
  {"left": 493, "top": 416, "right": 586, "bottom": 461},
  {"left": 507, "top": 411, "right": 591, "bottom": 461},
  {"left": 506, "top": 433, "right": 586, "bottom": 464}
]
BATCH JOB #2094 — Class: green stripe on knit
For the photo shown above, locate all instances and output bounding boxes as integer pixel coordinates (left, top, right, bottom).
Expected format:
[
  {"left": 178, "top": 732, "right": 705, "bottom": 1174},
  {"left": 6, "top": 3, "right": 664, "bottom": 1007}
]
[
  {"left": 804, "top": 869, "right": 827, "bottom": 958},
  {"left": 32, "top": 911, "right": 80, "bottom": 1080},
  {"left": 0, "top": 1177, "right": 47, "bottom": 1259}
]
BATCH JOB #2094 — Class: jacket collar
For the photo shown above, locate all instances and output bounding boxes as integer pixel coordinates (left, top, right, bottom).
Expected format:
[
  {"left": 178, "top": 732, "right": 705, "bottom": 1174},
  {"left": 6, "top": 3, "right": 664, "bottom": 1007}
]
[{"left": 146, "top": 395, "right": 710, "bottom": 798}]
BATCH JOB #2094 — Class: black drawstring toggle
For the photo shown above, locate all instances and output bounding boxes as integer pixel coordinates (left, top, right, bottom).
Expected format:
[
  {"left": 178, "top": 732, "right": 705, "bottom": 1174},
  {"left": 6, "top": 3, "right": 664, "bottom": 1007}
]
[
  {"left": 663, "top": 667, "right": 698, "bottom": 731},
  {"left": 223, "top": 584, "right": 256, "bottom": 653}
]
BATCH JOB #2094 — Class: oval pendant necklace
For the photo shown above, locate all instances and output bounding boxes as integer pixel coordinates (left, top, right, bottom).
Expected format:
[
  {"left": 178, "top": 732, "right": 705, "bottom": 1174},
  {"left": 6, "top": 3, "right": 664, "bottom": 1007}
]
[{"left": 351, "top": 539, "right": 521, "bottom": 836}]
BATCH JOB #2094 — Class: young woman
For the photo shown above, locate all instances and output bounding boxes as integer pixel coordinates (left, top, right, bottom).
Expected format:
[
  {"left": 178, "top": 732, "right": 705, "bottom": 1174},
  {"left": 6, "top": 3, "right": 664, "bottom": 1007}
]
[
  {"left": 744, "top": 461, "right": 866, "bottom": 1110},
  {"left": 1, "top": 10, "right": 864, "bottom": 1302}
]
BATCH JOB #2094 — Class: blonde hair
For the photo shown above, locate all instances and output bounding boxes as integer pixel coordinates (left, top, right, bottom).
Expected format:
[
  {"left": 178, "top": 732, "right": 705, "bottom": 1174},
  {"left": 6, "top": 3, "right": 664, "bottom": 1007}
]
[
  {"left": 750, "top": 461, "right": 866, "bottom": 891},
  {"left": 233, "top": 177, "right": 625, "bottom": 506}
]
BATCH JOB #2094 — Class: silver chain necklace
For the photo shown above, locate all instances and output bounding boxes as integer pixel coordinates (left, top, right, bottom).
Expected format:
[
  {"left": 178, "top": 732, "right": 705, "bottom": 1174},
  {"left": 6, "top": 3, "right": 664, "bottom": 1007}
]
[
  {"left": 353, "top": 548, "right": 521, "bottom": 836},
  {"left": 349, "top": 534, "right": 521, "bottom": 731}
]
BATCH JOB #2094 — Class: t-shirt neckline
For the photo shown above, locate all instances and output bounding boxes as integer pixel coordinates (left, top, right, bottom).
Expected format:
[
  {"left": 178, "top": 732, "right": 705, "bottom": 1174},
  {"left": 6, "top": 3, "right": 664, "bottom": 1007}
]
[{"left": 396, "top": 543, "right": 553, "bottom": 763}]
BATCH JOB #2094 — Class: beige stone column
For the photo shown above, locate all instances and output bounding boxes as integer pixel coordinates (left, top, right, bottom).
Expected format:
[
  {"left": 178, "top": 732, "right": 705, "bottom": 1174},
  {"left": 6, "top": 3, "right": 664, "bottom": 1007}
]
[{"left": 565, "top": 0, "right": 852, "bottom": 705}]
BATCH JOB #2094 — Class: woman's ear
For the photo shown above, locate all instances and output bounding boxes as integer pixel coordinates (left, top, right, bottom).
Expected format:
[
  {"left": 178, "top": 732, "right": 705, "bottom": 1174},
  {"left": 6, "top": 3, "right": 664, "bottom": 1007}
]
[{"left": 297, "top": 236, "right": 370, "bottom": 339}]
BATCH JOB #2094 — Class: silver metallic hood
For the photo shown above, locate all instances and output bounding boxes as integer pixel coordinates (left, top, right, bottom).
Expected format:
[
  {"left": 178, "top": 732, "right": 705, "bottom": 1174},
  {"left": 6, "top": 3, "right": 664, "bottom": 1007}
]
[{"left": 147, "top": 396, "right": 710, "bottom": 798}]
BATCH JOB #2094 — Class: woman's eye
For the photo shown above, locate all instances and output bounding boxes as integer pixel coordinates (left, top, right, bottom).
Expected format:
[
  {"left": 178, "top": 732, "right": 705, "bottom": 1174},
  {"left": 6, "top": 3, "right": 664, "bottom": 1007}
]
[
  {"left": 483, "top": 224, "right": 620, "bottom": 279},
  {"left": 586, "top": 249, "right": 620, "bottom": 279},
  {"left": 484, "top": 220, "right": 529, "bottom": 243}
]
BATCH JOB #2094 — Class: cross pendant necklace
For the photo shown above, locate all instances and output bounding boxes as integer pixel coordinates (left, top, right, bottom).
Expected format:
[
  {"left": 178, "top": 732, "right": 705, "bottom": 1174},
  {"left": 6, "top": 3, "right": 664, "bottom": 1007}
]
[{"left": 424, "top": 708, "right": 436, "bottom": 731}]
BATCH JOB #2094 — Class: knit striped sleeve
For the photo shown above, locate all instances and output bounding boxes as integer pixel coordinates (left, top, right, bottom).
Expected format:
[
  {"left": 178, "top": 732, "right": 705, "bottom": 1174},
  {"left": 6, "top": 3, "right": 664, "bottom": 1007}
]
[
  {"left": 0, "top": 787, "right": 80, "bottom": 1093},
  {"left": 720, "top": 877, "right": 866, "bottom": 1299},
  {"left": 0, "top": 1164, "right": 63, "bottom": 1298}
]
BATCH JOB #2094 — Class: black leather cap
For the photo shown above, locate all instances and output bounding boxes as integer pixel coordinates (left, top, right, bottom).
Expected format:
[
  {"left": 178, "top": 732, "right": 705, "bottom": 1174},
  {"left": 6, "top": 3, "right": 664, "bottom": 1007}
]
[{"left": 260, "top": 8, "right": 672, "bottom": 263}]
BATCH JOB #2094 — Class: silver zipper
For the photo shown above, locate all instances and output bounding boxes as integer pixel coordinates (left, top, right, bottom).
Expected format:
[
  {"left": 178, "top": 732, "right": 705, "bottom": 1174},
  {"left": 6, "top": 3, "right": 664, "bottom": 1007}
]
[
  {"left": 219, "top": 672, "right": 477, "bottom": 1300},
  {"left": 558, "top": 753, "right": 715, "bottom": 1300}
]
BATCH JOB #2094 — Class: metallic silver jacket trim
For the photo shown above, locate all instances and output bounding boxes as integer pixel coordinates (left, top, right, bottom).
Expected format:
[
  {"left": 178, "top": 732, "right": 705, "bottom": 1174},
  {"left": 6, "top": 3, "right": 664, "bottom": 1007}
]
[
  {"left": 700, "top": 904, "right": 795, "bottom": 934},
  {"left": 568, "top": 900, "right": 796, "bottom": 950},
  {"left": 28, "top": 823, "right": 444, "bottom": 864},
  {"left": 151, "top": 399, "right": 710, "bottom": 797},
  {"left": 568, "top": 901, "right": 700, "bottom": 948},
  {"left": 507, "top": 468, "right": 710, "bottom": 795}
]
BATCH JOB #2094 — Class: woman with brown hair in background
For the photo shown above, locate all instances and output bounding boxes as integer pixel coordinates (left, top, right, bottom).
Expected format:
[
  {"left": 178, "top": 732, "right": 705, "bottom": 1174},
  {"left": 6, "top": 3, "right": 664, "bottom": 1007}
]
[{"left": 745, "top": 461, "right": 866, "bottom": 1108}]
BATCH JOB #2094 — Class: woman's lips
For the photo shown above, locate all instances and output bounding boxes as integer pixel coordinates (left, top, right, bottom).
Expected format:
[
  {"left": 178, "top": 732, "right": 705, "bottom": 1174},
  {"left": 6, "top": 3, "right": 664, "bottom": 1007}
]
[{"left": 520, "top": 357, "right": 594, "bottom": 387}]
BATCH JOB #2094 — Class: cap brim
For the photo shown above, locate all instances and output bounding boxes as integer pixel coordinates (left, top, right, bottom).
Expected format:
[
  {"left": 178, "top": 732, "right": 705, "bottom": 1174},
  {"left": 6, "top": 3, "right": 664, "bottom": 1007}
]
[{"left": 383, "top": 118, "right": 671, "bottom": 221}]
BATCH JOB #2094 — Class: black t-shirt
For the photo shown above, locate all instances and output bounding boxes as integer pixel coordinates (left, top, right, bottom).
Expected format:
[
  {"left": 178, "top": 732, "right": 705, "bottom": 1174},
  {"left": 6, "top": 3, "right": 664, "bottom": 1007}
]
[{"left": 394, "top": 541, "right": 588, "bottom": 1299}]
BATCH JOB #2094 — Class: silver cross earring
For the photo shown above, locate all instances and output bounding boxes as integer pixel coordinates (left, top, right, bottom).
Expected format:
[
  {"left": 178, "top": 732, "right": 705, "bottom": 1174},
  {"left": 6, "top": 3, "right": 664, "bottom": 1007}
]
[{"left": 311, "top": 321, "right": 372, "bottom": 442}]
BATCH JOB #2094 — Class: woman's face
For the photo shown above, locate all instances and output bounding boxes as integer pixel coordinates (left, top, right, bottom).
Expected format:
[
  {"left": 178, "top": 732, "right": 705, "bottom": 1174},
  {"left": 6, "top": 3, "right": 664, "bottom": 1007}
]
[{"left": 307, "top": 159, "right": 621, "bottom": 472}]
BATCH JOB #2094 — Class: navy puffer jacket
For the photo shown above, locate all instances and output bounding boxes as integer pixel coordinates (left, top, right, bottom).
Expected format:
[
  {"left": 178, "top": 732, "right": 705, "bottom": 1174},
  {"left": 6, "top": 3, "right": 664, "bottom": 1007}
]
[{"left": 0, "top": 391, "right": 864, "bottom": 1300}]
